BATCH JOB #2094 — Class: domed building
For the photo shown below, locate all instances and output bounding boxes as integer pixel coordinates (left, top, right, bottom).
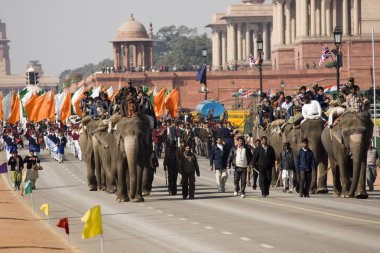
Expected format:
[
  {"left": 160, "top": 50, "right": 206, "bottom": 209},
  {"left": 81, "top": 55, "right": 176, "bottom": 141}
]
[{"left": 112, "top": 14, "right": 154, "bottom": 71}]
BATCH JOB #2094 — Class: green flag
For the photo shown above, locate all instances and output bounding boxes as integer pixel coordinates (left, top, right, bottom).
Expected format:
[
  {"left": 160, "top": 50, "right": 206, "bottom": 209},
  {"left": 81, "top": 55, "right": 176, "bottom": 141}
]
[
  {"left": 38, "top": 90, "right": 45, "bottom": 96},
  {"left": 24, "top": 180, "right": 32, "bottom": 195},
  {"left": 19, "top": 87, "right": 28, "bottom": 98}
]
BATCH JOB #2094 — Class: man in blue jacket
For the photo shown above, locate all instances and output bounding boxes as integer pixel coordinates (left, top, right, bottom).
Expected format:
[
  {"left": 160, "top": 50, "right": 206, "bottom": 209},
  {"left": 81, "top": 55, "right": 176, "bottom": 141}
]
[
  {"left": 296, "top": 138, "right": 317, "bottom": 197},
  {"left": 210, "top": 137, "right": 229, "bottom": 192}
]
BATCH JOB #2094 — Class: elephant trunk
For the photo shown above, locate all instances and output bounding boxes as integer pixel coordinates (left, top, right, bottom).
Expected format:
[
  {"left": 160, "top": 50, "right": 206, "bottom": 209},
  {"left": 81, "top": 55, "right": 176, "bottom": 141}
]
[
  {"left": 124, "top": 136, "right": 139, "bottom": 201},
  {"left": 348, "top": 133, "right": 368, "bottom": 198}
]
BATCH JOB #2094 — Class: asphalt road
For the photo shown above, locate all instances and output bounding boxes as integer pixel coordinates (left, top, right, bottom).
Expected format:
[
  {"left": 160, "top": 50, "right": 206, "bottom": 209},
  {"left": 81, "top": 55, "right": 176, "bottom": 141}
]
[{"left": 15, "top": 150, "right": 380, "bottom": 253}]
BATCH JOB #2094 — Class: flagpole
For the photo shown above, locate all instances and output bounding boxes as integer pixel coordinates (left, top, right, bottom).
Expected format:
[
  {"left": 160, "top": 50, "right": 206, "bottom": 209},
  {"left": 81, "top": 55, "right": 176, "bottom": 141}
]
[
  {"left": 100, "top": 235, "right": 104, "bottom": 253},
  {"left": 31, "top": 192, "right": 34, "bottom": 213},
  {"left": 373, "top": 27, "right": 377, "bottom": 148}
]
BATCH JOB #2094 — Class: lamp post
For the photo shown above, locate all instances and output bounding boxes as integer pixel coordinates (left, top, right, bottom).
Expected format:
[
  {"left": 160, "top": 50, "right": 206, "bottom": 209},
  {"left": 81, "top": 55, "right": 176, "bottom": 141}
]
[
  {"left": 333, "top": 26, "right": 342, "bottom": 91},
  {"left": 202, "top": 42, "right": 208, "bottom": 100},
  {"left": 280, "top": 80, "right": 285, "bottom": 92},
  {"left": 257, "top": 33, "right": 263, "bottom": 96}
]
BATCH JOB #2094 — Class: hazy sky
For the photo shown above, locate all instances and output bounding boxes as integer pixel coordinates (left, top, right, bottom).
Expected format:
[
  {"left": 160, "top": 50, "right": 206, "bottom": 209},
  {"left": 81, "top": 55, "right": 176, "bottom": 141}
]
[{"left": 1, "top": 0, "right": 272, "bottom": 76}]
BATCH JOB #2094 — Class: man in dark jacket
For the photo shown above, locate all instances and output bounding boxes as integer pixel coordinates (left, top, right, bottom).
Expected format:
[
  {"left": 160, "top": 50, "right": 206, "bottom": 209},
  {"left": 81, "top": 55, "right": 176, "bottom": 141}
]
[
  {"left": 8, "top": 150, "right": 24, "bottom": 191},
  {"left": 279, "top": 140, "right": 295, "bottom": 193},
  {"left": 210, "top": 137, "right": 229, "bottom": 192},
  {"left": 163, "top": 140, "right": 181, "bottom": 196},
  {"left": 227, "top": 136, "right": 253, "bottom": 198},
  {"left": 252, "top": 136, "right": 276, "bottom": 197},
  {"left": 296, "top": 138, "right": 317, "bottom": 197},
  {"left": 179, "top": 144, "right": 200, "bottom": 199}
]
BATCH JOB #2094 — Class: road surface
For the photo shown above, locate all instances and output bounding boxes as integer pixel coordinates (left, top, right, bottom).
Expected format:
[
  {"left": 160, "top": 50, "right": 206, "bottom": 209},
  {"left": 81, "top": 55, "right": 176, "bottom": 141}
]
[{"left": 5, "top": 149, "right": 380, "bottom": 253}]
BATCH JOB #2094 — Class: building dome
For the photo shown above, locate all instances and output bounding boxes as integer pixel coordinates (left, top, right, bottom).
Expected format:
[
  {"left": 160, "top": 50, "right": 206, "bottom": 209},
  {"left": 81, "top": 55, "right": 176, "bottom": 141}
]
[{"left": 114, "top": 14, "right": 150, "bottom": 41}]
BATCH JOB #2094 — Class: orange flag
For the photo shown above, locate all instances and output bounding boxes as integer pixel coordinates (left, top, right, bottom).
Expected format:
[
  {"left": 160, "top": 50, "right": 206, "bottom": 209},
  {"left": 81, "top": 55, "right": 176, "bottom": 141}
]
[
  {"left": 165, "top": 89, "right": 179, "bottom": 118},
  {"left": 74, "top": 93, "right": 85, "bottom": 117},
  {"left": 31, "top": 93, "right": 47, "bottom": 122},
  {"left": 60, "top": 91, "right": 71, "bottom": 122},
  {"left": 110, "top": 89, "right": 119, "bottom": 101},
  {"left": 0, "top": 93, "right": 3, "bottom": 121},
  {"left": 154, "top": 88, "right": 166, "bottom": 118},
  {"left": 8, "top": 93, "right": 20, "bottom": 125},
  {"left": 47, "top": 90, "right": 56, "bottom": 123},
  {"left": 24, "top": 92, "right": 38, "bottom": 120}
]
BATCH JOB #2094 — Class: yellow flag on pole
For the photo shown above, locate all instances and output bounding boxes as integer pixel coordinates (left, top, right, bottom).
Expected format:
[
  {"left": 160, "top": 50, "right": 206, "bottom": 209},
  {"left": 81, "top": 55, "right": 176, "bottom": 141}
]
[
  {"left": 81, "top": 205, "right": 103, "bottom": 239},
  {"left": 40, "top": 203, "right": 49, "bottom": 217}
]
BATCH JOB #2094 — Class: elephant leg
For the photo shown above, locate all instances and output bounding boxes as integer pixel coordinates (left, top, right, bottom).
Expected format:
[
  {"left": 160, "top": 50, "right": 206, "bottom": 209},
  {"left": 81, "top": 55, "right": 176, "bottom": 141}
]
[
  {"left": 337, "top": 153, "right": 350, "bottom": 197},
  {"left": 316, "top": 158, "right": 329, "bottom": 194},
  {"left": 142, "top": 165, "right": 150, "bottom": 196},
  {"left": 354, "top": 161, "right": 368, "bottom": 199},
  {"left": 87, "top": 155, "right": 97, "bottom": 191},
  {"left": 271, "top": 162, "right": 278, "bottom": 187},
  {"left": 331, "top": 163, "right": 342, "bottom": 196},
  {"left": 133, "top": 164, "right": 144, "bottom": 202},
  {"left": 124, "top": 137, "right": 139, "bottom": 201},
  {"left": 116, "top": 157, "right": 129, "bottom": 202}
]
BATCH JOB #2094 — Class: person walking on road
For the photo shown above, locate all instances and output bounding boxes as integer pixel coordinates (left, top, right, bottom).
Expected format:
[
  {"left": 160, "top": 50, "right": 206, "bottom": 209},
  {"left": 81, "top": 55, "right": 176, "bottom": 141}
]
[
  {"left": 227, "top": 136, "right": 253, "bottom": 198},
  {"left": 296, "top": 138, "right": 316, "bottom": 198},
  {"left": 366, "top": 144, "right": 379, "bottom": 191},
  {"left": 179, "top": 144, "right": 200, "bottom": 199},
  {"left": 210, "top": 137, "right": 229, "bottom": 192},
  {"left": 253, "top": 136, "right": 275, "bottom": 197},
  {"left": 279, "top": 140, "right": 295, "bottom": 193},
  {"left": 251, "top": 139, "right": 261, "bottom": 190},
  {"left": 24, "top": 150, "right": 41, "bottom": 190},
  {"left": 8, "top": 150, "right": 24, "bottom": 191},
  {"left": 163, "top": 140, "right": 181, "bottom": 196}
]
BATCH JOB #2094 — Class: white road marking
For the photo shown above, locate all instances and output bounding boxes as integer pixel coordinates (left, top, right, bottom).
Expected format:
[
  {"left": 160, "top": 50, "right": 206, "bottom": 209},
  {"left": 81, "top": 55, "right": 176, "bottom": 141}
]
[
  {"left": 166, "top": 214, "right": 174, "bottom": 217},
  {"left": 205, "top": 226, "right": 214, "bottom": 230},
  {"left": 260, "top": 244, "right": 274, "bottom": 249},
  {"left": 138, "top": 203, "right": 144, "bottom": 206},
  {"left": 147, "top": 207, "right": 153, "bottom": 209},
  {"left": 178, "top": 218, "right": 187, "bottom": 221},
  {"left": 156, "top": 210, "right": 163, "bottom": 213},
  {"left": 190, "top": 222, "right": 199, "bottom": 225},
  {"left": 240, "top": 237, "right": 251, "bottom": 241},
  {"left": 222, "top": 231, "right": 232, "bottom": 235}
]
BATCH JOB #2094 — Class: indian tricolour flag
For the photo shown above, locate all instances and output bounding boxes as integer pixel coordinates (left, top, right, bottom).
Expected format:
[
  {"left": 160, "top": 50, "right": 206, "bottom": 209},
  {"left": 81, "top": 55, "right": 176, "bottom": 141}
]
[{"left": 324, "top": 83, "right": 347, "bottom": 94}]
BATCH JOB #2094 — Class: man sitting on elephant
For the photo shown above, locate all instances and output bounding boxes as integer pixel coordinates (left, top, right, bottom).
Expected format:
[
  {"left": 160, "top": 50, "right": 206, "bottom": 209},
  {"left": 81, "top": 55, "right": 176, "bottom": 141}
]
[
  {"left": 345, "top": 85, "right": 370, "bottom": 113},
  {"left": 301, "top": 94, "right": 323, "bottom": 124}
]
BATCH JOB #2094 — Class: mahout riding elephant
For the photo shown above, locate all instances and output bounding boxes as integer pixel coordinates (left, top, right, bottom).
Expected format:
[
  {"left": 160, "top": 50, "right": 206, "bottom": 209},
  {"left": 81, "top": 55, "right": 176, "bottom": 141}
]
[
  {"left": 283, "top": 119, "right": 328, "bottom": 193},
  {"left": 113, "top": 115, "right": 152, "bottom": 202},
  {"left": 321, "top": 111, "right": 373, "bottom": 198}
]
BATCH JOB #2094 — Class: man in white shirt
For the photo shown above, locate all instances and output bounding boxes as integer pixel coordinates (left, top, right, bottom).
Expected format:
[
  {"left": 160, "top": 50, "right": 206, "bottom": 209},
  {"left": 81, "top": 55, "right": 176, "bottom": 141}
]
[
  {"left": 301, "top": 95, "right": 323, "bottom": 123},
  {"left": 281, "top": 96, "right": 293, "bottom": 120},
  {"left": 227, "top": 136, "right": 253, "bottom": 198}
]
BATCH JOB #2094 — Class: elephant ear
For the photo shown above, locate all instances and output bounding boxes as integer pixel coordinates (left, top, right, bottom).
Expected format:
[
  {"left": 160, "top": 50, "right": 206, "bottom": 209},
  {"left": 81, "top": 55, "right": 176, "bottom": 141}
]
[
  {"left": 331, "top": 127, "right": 343, "bottom": 145},
  {"left": 94, "top": 132, "right": 110, "bottom": 149}
]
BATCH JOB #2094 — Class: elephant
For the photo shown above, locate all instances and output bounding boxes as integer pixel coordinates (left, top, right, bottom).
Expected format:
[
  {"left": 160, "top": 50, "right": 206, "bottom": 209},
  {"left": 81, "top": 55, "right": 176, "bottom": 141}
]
[
  {"left": 283, "top": 119, "right": 329, "bottom": 194},
  {"left": 113, "top": 115, "right": 152, "bottom": 202},
  {"left": 79, "top": 119, "right": 114, "bottom": 192},
  {"left": 321, "top": 111, "right": 373, "bottom": 198}
]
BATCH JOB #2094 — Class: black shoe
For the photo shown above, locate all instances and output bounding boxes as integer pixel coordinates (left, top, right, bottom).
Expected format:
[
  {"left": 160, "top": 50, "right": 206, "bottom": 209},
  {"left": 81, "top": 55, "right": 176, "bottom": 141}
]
[
  {"left": 262, "top": 194, "right": 267, "bottom": 197},
  {"left": 253, "top": 186, "right": 256, "bottom": 190},
  {"left": 183, "top": 196, "right": 188, "bottom": 199},
  {"left": 305, "top": 195, "right": 310, "bottom": 198},
  {"left": 299, "top": 193, "right": 304, "bottom": 197},
  {"left": 189, "top": 196, "right": 194, "bottom": 199}
]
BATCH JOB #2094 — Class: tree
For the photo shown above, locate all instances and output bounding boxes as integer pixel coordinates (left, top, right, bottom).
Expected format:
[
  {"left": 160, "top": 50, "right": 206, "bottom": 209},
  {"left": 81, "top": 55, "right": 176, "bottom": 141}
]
[{"left": 153, "top": 25, "right": 211, "bottom": 71}]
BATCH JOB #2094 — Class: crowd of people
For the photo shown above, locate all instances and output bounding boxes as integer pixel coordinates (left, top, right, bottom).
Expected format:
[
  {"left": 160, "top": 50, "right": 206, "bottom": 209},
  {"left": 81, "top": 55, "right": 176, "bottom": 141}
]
[{"left": 1, "top": 76, "right": 378, "bottom": 198}]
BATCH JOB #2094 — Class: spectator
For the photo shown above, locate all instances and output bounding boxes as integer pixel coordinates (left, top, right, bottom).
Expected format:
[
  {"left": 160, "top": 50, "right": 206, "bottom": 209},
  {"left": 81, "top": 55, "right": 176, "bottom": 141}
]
[{"left": 366, "top": 144, "right": 379, "bottom": 191}]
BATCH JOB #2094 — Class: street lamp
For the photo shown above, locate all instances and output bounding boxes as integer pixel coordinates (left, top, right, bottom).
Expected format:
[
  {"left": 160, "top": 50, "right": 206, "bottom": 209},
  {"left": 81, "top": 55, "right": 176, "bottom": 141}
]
[
  {"left": 256, "top": 33, "right": 263, "bottom": 96},
  {"left": 280, "top": 80, "right": 285, "bottom": 91},
  {"left": 333, "top": 26, "right": 342, "bottom": 91},
  {"left": 201, "top": 42, "right": 208, "bottom": 100}
]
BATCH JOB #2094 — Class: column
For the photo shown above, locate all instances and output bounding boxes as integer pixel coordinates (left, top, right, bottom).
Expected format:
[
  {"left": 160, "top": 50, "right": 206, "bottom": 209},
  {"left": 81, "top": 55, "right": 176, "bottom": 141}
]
[
  {"left": 332, "top": 0, "right": 337, "bottom": 28},
  {"left": 278, "top": 0, "right": 284, "bottom": 45},
  {"left": 242, "top": 27, "right": 246, "bottom": 60},
  {"left": 342, "top": 0, "right": 349, "bottom": 35},
  {"left": 227, "top": 23, "right": 236, "bottom": 63},
  {"left": 137, "top": 44, "right": 142, "bottom": 67},
  {"left": 245, "top": 25, "right": 251, "bottom": 59},
  {"left": 353, "top": 0, "right": 359, "bottom": 35},
  {"left": 310, "top": 0, "right": 316, "bottom": 36},
  {"left": 321, "top": 0, "right": 327, "bottom": 36},
  {"left": 296, "top": 0, "right": 301, "bottom": 39},
  {"left": 237, "top": 24, "right": 243, "bottom": 61},
  {"left": 301, "top": 0, "right": 309, "bottom": 36},
  {"left": 221, "top": 31, "right": 227, "bottom": 69},
  {"left": 263, "top": 23, "right": 269, "bottom": 61},
  {"left": 132, "top": 45, "right": 137, "bottom": 67},
  {"left": 113, "top": 44, "right": 118, "bottom": 69},
  {"left": 285, "top": 0, "right": 292, "bottom": 44},
  {"left": 123, "top": 43, "right": 129, "bottom": 70},
  {"left": 273, "top": 2, "right": 278, "bottom": 45},
  {"left": 326, "top": 0, "right": 332, "bottom": 36},
  {"left": 149, "top": 46, "right": 153, "bottom": 69},
  {"left": 119, "top": 45, "right": 123, "bottom": 69},
  {"left": 316, "top": 1, "right": 321, "bottom": 36},
  {"left": 291, "top": 2, "right": 296, "bottom": 43},
  {"left": 212, "top": 30, "right": 221, "bottom": 70},
  {"left": 253, "top": 28, "right": 258, "bottom": 59}
]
